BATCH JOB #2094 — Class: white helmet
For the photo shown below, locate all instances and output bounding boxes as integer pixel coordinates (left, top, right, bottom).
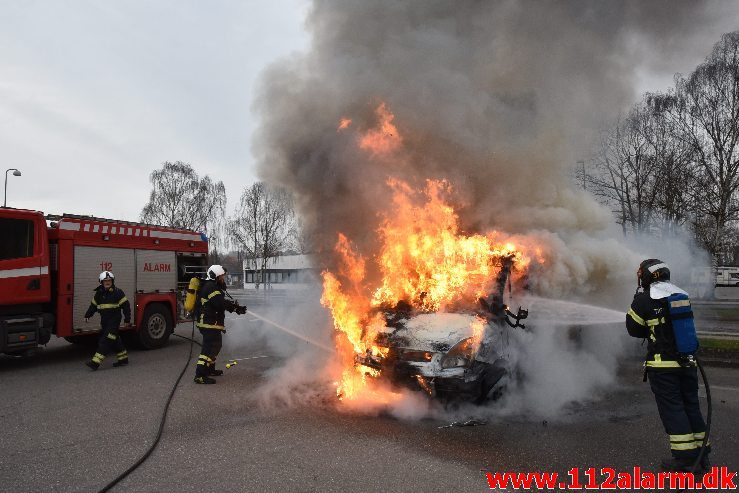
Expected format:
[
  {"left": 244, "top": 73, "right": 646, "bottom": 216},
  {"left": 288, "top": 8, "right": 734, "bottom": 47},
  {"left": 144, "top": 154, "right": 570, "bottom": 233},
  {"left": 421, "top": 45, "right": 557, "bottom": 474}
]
[
  {"left": 206, "top": 265, "right": 226, "bottom": 280},
  {"left": 99, "top": 271, "right": 115, "bottom": 283}
]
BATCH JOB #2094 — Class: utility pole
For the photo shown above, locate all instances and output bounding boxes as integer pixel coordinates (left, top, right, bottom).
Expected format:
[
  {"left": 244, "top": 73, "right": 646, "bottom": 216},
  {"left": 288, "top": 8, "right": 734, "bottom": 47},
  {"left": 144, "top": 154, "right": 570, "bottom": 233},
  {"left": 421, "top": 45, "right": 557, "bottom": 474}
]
[{"left": 4, "top": 168, "right": 22, "bottom": 207}]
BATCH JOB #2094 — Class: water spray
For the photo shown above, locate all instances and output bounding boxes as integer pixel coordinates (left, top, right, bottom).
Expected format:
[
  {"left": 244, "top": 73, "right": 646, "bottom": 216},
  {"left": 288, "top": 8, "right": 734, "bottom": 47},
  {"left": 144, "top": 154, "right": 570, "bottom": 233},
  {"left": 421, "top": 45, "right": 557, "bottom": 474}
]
[
  {"left": 246, "top": 309, "right": 335, "bottom": 353},
  {"left": 225, "top": 355, "right": 269, "bottom": 369}
]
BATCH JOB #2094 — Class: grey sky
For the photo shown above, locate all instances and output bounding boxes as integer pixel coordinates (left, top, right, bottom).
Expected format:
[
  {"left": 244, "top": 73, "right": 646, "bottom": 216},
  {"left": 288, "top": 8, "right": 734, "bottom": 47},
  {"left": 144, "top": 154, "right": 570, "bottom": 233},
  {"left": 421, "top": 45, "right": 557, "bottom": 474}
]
[
  {"left": 1, "top": 0, "right": 308, "bottom": 220},
  {"left": 1, "top": 1, "right": 736, "bottom": 223}
]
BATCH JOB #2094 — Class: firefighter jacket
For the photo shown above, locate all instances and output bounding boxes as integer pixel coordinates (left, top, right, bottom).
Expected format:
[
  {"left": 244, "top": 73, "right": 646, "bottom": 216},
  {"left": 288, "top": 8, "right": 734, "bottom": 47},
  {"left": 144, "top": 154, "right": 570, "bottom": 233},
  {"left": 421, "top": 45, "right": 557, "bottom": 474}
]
[
  {"left": 84, "top": 286, "right": 131, "bottom": 329},
  {"left": 626, "top": 287, "right": 688, "bottom": 369},
  {"left": 197, "top": 279, "right": 226, "bottom": 331}
]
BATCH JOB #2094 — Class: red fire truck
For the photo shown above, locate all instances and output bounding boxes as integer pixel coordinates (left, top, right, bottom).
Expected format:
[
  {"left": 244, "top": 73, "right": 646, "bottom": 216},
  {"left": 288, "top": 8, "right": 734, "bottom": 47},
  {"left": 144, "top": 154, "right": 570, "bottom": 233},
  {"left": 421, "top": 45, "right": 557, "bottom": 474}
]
[{"left": 0, "top": 208, "right": 209, "bottom": 355}]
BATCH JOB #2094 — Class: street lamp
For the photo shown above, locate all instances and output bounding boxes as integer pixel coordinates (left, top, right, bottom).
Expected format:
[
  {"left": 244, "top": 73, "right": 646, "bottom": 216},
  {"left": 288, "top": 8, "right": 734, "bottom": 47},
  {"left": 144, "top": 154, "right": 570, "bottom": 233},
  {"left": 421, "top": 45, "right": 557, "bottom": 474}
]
[{"left": 4, "top": 168, "right": 22, "bottom": 208}]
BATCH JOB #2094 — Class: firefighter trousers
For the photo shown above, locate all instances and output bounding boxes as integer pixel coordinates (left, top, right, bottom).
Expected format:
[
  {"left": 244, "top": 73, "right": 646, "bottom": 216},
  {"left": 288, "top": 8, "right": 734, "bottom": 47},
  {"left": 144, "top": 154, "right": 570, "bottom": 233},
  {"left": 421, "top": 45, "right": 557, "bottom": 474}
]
[
  {"left": 647, "top": 368, "right": 709, "bottom": 461},
  {"left": 195, "top": 328, "right": 223, "bottom": 377},
  {"left": 91, "top": 325, "right": 128, "bottom": 364}
]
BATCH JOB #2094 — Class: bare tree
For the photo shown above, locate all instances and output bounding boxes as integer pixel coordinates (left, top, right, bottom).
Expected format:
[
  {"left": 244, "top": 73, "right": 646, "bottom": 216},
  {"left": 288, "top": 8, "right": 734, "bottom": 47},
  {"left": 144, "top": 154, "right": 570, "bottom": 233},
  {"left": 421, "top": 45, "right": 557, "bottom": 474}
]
[
  {"left": 584, "top": 31, "right": 739, "bottom": 263},
  {"left": 229, "top": 182, "right": 294, "bottom": 288},
  {"left": 643, "top": 94, "right": 696, "bottom": 236},
  {"left": 587, "top": 105, "right": 659, "bottom": 235},
  {"left": 285, "top": 214, "right": 314, "bottom": 254},
  {"left": 670, "top": 31, "right": 739, "bottom": 259},
  {"left": 585, "top": 95, "right": 696, "bottom": 238},
  {"left": 140, "top": 161, "right": 227, "bottom": 252}
]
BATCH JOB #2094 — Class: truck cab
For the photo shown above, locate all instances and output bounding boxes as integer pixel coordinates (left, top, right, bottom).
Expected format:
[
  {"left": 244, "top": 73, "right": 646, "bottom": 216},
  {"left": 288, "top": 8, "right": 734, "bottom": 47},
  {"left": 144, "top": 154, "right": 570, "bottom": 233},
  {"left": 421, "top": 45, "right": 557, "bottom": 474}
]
[{"left": 0, "top": 208, "right": 54, "bottom": 354}]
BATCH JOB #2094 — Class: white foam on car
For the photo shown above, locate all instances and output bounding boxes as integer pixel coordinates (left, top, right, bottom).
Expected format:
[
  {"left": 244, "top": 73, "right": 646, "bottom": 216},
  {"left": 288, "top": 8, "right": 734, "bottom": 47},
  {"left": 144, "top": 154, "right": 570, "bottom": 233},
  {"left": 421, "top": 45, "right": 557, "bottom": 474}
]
[{"left": 396, "top": 312, "right": 478, "bottom": 351}]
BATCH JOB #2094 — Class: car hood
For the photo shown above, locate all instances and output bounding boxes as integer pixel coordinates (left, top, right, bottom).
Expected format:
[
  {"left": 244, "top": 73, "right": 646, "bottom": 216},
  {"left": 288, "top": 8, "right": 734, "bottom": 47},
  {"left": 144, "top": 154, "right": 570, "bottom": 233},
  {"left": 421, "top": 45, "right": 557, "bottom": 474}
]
[{"left": 389, "top": 312, "right": 479, "bottom": 352}]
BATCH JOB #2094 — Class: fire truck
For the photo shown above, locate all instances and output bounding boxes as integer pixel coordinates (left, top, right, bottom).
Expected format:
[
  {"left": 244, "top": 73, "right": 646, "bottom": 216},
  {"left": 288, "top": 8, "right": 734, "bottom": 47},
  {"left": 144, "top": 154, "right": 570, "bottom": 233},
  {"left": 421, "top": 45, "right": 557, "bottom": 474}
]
[{"left": 0, "top": 208, "right": 209, "bottom": 356}]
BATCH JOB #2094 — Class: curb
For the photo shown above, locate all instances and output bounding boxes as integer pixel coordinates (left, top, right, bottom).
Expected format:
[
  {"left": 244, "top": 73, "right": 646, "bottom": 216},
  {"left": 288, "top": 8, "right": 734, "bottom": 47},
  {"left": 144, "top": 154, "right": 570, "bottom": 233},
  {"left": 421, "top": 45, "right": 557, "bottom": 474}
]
[{"left": 698, "top": 347, "right": 739, "bottom": 368}]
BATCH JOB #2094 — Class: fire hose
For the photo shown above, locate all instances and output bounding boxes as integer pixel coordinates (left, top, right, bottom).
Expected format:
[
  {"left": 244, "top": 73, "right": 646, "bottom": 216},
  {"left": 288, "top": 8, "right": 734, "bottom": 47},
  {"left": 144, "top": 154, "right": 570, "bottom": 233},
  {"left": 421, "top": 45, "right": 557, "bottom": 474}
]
[
  {"left": 96, "top": 302, "right": 328, "bottom": 491},
  {"left": 680, "top": 358, "right": 712, "bottom": 491},
  {"left": 97, "top": 320, "right": 197, "bottom": 492}
]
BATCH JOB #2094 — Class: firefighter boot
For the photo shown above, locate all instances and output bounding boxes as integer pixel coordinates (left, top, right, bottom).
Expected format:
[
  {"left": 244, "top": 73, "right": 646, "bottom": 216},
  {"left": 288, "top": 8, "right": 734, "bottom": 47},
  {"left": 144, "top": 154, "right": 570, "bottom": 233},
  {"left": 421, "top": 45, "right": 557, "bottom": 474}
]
[
  {"left": 660, "top": 457, "right": 694, "bottom": 472},
  {"left": 194, "top": 375, "right": 217, "bottom": 384},
  {"left": 208, "top": 364, "right": 223, "bottom": 377},
  {"left": 700, "top": 454, "right": 711, "bottom": 474},
  {"left": 113, "top": 351, "right": 129, "bottom": 367},
  {"left": 86, "top": 352, "right": 104, "bottom": 371},
  {"left": 195, "top": 357, "right": 216, "bottom": 383}
]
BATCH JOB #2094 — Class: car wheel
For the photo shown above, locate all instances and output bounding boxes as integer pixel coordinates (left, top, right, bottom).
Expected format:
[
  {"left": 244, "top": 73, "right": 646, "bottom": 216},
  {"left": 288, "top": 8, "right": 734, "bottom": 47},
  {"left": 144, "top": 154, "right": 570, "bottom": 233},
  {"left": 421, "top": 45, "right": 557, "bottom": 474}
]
[
  {"left": 475, "top": 359, "right": 508, "bottom": 404},
  {"left": 137, "top": 304, "right": 173, "bottom": 349}
]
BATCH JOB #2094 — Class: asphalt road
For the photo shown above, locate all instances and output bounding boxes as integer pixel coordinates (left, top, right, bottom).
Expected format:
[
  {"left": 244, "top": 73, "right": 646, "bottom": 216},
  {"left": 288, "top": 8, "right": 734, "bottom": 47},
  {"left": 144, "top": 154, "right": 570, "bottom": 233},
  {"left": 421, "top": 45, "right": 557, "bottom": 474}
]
[{"left": 1, "top": 323, "right": 737, "bottom": 493}]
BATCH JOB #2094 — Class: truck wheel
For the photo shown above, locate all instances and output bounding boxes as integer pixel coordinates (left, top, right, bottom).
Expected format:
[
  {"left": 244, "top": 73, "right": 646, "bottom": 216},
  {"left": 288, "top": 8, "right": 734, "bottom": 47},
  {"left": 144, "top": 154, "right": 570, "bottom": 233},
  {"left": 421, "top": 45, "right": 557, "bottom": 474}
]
[{"left": 138, "top": 304, "right": 172, "bottom": 349}]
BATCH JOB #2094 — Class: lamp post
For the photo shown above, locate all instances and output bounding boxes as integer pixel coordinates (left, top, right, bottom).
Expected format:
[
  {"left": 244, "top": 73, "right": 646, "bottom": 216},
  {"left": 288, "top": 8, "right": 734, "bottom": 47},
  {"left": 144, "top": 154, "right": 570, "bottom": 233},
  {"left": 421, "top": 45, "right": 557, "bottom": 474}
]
[{"left": 4, "top": 168, "right": 22, "bottom": 207}]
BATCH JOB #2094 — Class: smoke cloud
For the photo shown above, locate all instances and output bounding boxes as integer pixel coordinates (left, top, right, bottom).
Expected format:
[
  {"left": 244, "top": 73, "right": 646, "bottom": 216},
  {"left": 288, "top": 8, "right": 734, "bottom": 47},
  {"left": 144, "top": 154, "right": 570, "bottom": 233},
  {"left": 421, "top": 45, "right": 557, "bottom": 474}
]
[
  {"left": 254, "top": 1, "right": 717, "bottom": 292},
  {"left": 247, "top": 1, "right": 723, "bottom": 418}
]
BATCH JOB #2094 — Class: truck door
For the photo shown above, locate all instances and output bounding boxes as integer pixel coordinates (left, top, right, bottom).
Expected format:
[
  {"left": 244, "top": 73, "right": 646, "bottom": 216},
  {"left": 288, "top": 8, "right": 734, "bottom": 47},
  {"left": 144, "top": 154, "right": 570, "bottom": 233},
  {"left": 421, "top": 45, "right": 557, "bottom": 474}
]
[
  {"left": 72, "top": 246, "right": 135, "bottom": 333},
  {"left": 0, "top": 210, "right": 50, "bottom": 306}
]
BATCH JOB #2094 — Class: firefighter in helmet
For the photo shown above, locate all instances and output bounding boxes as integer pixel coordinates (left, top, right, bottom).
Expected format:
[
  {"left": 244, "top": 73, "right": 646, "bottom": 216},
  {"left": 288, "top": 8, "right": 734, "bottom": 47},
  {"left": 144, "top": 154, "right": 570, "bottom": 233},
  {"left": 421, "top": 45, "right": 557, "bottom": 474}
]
[
  {"left": 84, "top": 271, "right": 131, "bottom": 370},
  {"left": 626, "top": 259, "right": 710, "bottom": 472},
  {"left": 194, "top": 265, "right": 245, "bottom": 384}
]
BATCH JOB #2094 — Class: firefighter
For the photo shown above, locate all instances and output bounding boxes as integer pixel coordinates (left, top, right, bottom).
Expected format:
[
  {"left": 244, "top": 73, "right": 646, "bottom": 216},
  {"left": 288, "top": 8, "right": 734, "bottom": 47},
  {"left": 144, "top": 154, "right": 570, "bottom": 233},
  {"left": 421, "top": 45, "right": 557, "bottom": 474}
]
[
  {"left": 625, "top": 259, "right": 710, "bottom": 472},
  {"left": 84, "top": 271, "right": 131, "bottom": 370},
  {"left": 194, "top": 265, "right": 245, "bottom": 384}
]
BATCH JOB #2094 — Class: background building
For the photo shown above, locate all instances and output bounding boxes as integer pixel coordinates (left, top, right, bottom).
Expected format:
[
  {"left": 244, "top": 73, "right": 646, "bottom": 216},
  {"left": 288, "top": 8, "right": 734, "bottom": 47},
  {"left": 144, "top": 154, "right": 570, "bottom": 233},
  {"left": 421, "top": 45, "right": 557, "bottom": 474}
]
[{"left": 243, "top": 254, "right": 317, "bottom": 289}]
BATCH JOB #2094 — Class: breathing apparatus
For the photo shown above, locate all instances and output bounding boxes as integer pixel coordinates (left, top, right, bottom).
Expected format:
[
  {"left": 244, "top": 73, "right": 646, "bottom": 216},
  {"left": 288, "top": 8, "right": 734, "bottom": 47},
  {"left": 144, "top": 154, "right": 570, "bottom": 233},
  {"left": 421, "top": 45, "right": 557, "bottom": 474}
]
[
  {"left": 184, "top": 265, "right": 246, "bottom": 316},
  {"left": 183, "top": 277, "right": 200, "bottom": 314}
]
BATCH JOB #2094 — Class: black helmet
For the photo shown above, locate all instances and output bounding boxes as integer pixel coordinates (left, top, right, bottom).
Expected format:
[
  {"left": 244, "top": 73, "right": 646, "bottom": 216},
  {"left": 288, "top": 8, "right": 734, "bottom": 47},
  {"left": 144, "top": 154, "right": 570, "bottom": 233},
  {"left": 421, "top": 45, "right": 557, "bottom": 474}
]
[{"left": 638, "top": 259, "right": 670, "bottom": 288}]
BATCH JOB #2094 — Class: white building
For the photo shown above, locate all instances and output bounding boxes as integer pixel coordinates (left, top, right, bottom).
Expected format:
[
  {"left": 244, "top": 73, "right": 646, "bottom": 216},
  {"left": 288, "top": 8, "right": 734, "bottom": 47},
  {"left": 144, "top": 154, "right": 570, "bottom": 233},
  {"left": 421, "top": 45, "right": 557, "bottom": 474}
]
[{"left": 242, "top": 254, "right": 318, "bottom": 288}]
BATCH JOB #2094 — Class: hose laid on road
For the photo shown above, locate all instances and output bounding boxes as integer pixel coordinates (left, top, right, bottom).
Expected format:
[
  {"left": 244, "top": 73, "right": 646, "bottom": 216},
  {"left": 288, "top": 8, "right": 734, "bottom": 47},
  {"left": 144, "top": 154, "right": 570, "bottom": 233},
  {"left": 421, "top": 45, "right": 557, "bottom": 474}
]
[
  {"left": 97, "top": 321, "right": 196, "bottom": 493},
  {"left": 172, "top": 331, "right": 202, "bottom": 347}
]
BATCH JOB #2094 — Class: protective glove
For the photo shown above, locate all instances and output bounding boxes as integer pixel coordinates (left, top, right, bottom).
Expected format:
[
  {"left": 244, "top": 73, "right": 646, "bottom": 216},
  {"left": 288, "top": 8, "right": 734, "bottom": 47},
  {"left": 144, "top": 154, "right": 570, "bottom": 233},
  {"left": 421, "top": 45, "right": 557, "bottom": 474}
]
[{"left": 224, "top": 299, "right": 237, "bottom": 313}]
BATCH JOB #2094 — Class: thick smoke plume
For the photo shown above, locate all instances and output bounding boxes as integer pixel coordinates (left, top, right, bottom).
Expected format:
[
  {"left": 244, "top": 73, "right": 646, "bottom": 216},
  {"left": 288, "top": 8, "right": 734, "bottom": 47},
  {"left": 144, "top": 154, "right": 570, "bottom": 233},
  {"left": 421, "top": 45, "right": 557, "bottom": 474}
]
[
  {"left": 248, "top": 1, "right": 722, "bottom": 417},
  {"left": 253, "top": 0, "right": 718, "bottom": 302}
]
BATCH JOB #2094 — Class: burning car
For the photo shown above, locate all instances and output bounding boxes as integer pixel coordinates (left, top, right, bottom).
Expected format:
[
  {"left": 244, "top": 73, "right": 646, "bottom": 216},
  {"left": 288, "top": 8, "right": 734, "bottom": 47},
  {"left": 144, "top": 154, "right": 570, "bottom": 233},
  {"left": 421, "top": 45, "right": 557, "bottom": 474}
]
[
  {"left": 352, "top": 255, "right": 528, "bottom": 404},
  {"left": 318, "top": 120, "right": 539, "bottom": 407}
]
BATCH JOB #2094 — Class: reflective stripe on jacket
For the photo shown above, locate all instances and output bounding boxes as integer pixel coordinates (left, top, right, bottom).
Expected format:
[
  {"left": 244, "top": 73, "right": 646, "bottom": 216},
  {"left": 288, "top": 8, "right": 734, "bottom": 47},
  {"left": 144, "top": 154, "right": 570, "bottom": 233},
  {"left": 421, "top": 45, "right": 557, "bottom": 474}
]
[
  {"left": 197, "top": 280, "right": 226, "bottom": 330},
  {"left": 626, "top": 289, "right": 685, "bottom": 368},
  {"left": 84, "top": 286, "right": 131, "bottom": 329}
]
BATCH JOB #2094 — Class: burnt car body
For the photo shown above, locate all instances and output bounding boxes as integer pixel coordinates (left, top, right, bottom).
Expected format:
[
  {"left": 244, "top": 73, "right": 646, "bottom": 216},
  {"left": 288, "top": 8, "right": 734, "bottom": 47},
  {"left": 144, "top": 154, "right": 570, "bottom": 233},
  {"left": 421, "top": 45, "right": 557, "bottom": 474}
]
[{"left": 357, "top": 256, "right": 527, "bottom": 403}]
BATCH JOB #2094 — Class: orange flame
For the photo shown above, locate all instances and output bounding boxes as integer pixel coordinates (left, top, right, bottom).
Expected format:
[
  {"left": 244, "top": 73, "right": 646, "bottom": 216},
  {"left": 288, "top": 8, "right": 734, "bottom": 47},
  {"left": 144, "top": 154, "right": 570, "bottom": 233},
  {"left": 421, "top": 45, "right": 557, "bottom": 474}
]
[
  {"left": 321, "top": 177, "right": 532, "bottom": 403},
  {"left": 358, "top": 102, "right": 402, "bottom": 155},
  {"left": 371, "top": 179, "right": 527, "bottom": 312},
  {"left": 470, "top": 315, "right": 486, "bottom": 349},
  {"left": 323, "top": 102, "right": 539, "bottom": 405},
  {"left": 337, "top": 118, "right": 352, "bottom": 131}
]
